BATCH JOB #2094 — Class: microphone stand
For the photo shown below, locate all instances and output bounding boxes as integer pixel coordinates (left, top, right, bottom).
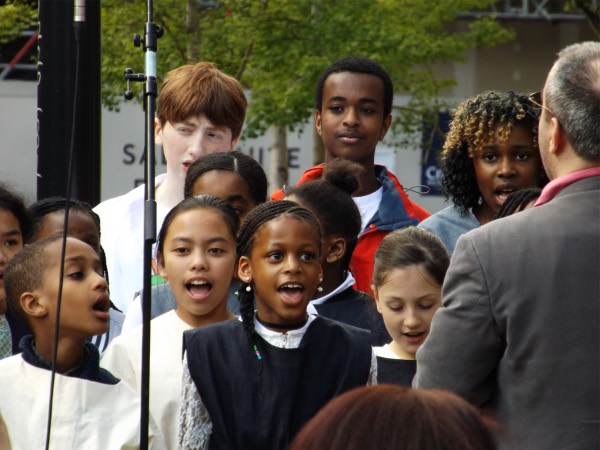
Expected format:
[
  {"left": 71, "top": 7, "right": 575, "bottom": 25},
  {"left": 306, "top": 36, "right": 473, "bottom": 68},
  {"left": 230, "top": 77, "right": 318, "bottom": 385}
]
[{"left": 124, "top": 1, "right": 162, "bottom": 448}]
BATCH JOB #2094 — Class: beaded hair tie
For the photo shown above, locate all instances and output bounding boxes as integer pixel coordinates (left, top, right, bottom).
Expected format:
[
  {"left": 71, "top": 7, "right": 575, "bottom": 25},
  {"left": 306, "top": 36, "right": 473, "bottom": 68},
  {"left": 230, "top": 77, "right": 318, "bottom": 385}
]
[{"left": 253, "top": 344, "right": 262, "bottom": 361}]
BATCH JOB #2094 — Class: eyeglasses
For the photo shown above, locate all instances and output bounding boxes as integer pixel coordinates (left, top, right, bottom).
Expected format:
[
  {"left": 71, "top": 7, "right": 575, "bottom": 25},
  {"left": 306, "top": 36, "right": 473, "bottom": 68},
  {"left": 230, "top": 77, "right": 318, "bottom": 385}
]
[{"left": 529, "top": 91, "right": 554, "bottom": 116}]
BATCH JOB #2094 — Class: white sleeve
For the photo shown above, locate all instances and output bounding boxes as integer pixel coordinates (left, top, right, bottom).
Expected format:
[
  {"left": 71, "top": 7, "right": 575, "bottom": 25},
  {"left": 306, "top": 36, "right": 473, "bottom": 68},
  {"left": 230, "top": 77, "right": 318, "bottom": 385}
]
[
  {"left": 178, "top": 353, "right": 212, "bottom": 450},
  {"left": 367, "top": 349, "right": 378, "bottom": 386},
  {"left": 121, "top": 293, "right": 143, "bottom": 334}
]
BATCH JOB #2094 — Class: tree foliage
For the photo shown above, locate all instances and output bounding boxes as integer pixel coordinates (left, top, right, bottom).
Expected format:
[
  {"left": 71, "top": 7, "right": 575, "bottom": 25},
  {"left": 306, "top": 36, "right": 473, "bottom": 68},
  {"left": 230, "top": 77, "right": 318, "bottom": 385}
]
[
  {"left": 0, "top": 0, "right": 36, "bottom": 42},
  {"left": 100, "top": 0, "right": 514, "bottom": 140}
]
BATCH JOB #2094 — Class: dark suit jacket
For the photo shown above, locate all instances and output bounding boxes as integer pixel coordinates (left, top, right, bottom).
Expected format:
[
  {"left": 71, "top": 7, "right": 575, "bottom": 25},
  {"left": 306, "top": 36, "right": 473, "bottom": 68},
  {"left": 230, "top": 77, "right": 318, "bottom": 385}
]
[{"left": 414, "top": 175, "right": 600, "bottom": 450}]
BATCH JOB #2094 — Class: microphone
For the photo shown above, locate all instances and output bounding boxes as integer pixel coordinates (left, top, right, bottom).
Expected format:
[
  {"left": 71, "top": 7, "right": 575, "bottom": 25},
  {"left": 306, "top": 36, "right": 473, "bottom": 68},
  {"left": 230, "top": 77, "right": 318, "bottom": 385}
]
[{"left": 74, "top": 0, "right": 85, "bottom": 24}]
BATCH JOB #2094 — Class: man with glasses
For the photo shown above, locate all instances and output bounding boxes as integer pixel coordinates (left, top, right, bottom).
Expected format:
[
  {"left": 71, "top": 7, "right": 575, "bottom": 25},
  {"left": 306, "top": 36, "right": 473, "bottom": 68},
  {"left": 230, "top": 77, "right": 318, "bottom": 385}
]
[{"left": 415, "top": 42, "right": 600, "bottom": 450}]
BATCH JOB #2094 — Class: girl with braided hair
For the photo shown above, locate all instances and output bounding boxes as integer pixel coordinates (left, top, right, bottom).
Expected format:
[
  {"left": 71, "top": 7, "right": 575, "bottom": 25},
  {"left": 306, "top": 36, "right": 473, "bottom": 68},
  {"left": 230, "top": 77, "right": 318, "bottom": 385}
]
[
  {"left": 179, "top": 200, "right": 375, "bottom": 450},
  {"left": 419, "top": 90, "right": 548, "bottom": 254}
]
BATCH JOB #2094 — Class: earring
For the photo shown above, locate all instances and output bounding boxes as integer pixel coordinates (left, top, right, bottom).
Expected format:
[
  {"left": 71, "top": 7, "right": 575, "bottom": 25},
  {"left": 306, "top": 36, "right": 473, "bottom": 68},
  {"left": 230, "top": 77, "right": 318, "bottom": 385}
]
[
  {"left": 246, "top": 285, "right": 252, "bottom": 292},
  {"left": 317, "top": 286, "right": 323, "bottom": 293}
]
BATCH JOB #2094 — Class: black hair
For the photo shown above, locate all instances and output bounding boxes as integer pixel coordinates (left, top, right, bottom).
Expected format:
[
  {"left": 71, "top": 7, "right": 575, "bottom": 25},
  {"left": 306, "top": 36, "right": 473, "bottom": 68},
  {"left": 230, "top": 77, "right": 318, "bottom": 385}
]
[
  {"left": 315, "top": 56, "right": 394, "bottom": 118},
  {"left": 0, "top": 184, "right": 32, "bottom": 242},
  {"left": 28, "top": 197, "right": 100, "bottom": 242},
  {"left": 5, "top": 234, "right": 64, "bottom": 326},
  {"left": 285, "top": 158, "right": 361, "bottom": 271},
  {"left": 372, "top": 227, "right": 449, "bottom": 289},
  {"left": 156, "top": 194, "right": 240, "bottom": 259},
  {"left": 27, "top": 197, "right": 110, "bottom": 287},
  {"left": 183, "top": 151, "right": 268, "bottom": 205},
  {"left": 237, "top": 200, "right": 321, "bottom": 361},
  {"left": 494, "top": 188, "right": 542, "bottom": 219},
  {"left": 441, "top": 90, "right": 548, "bottom": 214}
]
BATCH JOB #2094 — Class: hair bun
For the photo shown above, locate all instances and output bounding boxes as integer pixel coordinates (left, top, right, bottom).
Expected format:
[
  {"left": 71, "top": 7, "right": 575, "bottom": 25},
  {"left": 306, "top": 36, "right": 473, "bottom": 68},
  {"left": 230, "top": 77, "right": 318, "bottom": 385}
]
[{"left": 322, "top": 158, "right": 361, "bottom": 196}]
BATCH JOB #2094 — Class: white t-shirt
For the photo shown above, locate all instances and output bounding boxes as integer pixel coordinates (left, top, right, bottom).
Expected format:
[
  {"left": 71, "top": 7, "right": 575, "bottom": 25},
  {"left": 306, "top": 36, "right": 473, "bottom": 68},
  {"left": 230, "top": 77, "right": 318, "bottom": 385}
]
[
  {"left": 353, "top": 186, "right": 383, "bottom": 232},
  {"left": 94, "top": 174, "right": 169, "bottom": 312}
]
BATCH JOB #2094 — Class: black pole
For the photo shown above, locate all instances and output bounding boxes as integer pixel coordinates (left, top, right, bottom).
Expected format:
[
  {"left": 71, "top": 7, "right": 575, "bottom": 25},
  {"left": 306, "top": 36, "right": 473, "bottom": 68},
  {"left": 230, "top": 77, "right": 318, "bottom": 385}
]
[
  {"left": 37, "top": 0, "right": 101, "bottom": 205},
  {"left": 123, "top": 1, "right": 163, "bottom": 448}
]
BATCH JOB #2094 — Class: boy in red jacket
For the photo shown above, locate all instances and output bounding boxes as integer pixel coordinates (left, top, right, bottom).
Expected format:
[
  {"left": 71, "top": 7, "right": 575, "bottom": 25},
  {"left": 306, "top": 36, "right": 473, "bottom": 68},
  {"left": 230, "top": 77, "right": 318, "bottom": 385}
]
[{"left": 274, "top": 57, "right": 429, "bottom": 295}]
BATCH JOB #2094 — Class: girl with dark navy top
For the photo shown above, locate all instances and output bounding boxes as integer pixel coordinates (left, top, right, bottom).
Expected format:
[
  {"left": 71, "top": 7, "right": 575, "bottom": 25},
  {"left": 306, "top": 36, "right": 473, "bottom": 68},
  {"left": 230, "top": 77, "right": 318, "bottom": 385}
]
[{"left": 178, "top": 201, "right": 375, "bottom": 450}]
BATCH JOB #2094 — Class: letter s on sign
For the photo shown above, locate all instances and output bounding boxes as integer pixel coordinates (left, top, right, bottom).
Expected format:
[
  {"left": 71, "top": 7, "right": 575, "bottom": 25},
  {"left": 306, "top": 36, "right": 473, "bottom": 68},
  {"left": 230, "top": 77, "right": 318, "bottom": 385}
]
[{"left": 123, "top": 144, "right": 135, "bottom": 165}]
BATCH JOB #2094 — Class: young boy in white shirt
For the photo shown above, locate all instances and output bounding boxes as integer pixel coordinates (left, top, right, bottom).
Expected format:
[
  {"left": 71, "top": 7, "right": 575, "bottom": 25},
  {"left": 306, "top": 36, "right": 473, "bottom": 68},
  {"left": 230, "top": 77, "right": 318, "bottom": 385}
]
[{"left": 0, "top": 235, "right": 165, "bottom": 449}]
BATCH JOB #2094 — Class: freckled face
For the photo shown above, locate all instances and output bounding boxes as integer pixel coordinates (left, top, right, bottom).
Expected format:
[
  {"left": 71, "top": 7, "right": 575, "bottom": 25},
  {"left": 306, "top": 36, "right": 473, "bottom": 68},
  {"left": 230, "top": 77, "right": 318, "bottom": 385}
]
[
  {"left": 238, "top": 217, "right": 322, "bottom": 327},
  {"left": 472, "top": 125, "right": 543, "bottom": 224},
  {"left": 155, "top": 114, "right": 238, "bottom": 180},
  {"left": 374, "top": 265, "right": 441, "bottom": 360},
  {"left": 316, "top": 72, "right": 392, "bottom": 166}
]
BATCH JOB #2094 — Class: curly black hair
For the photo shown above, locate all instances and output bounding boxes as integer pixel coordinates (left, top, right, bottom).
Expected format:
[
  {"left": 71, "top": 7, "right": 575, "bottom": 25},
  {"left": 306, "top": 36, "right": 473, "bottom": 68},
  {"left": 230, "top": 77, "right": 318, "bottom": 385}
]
[{"left": 441, "top": 90, "right": 547, "bottom": 213}]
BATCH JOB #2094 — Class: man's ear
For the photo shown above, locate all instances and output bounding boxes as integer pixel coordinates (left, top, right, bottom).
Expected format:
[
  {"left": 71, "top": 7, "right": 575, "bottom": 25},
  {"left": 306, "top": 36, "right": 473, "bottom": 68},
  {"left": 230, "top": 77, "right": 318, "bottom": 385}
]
[
  {"left": 315, "top": 110, "right": 323, "bottom": 137},
  {"left": 325, "top": 237, "right": 346, "bottom": 264},
  {"left": 21, "top": 291, "right": 47, "bottom": 318},
  {"left": 238, "top": 256, "right": 251, "bottom": 282},
  {"left": 372, "top": 287, "right": 383, "bottom": 313},
  {"left": 548, "top": 116, "right": 564, "bottom": 156},
  {"left": 378, "top": 114, "right": 392, "bottom": 141},
  {"left": 154, "top": 117, "right": 164, "bottom": 146}
]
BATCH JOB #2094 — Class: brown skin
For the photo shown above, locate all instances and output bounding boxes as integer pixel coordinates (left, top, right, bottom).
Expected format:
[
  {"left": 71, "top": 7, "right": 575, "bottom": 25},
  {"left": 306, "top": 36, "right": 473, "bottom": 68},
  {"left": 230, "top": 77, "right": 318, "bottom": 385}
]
[
  {"left": 22, "top": 238, "right": 109, "bottom": 373},
  {"left": 315, "top": 72, "right": 392, "bottom": 196},
  {"left": 286, "top": 193, "right": 346, "bottom": 298}
]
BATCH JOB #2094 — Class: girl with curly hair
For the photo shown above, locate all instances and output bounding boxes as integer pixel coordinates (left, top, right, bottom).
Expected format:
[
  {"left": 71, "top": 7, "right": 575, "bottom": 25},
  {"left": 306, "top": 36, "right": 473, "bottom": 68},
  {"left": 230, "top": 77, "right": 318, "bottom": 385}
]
[{"left": 418, "top": 90, "right": 548, "bottom": 254}]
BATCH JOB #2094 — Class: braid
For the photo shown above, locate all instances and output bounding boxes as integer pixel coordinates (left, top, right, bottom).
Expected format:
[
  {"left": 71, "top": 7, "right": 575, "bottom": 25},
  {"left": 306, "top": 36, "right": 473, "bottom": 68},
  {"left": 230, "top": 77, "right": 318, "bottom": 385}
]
[
  {"left": 494, "top": 188, "right": 542, "bottom": 219},
  {"left": 237, "top": 200, "right": 322, "bottom": 361}
]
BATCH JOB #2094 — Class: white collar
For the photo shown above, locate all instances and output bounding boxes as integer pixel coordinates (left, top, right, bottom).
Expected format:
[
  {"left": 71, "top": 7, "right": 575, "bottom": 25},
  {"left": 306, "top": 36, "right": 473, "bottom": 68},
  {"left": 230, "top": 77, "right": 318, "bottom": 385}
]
[{"left": 308, "top": 272, "right": 356, "bottom": 313}]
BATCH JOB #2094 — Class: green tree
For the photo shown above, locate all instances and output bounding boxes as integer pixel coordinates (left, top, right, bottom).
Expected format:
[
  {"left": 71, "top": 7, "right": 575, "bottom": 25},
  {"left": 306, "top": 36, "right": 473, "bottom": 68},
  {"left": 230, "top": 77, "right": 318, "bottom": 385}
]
[
  {"left": 100, "top": 0, "right": 514, "bottom": 187},
  {"left": 1, "top": 0, "right": 515, "bottom": 187},
  {"left": 0, "top": 0, "right": 36, "bottom": 42},
  {"left": 102, "top": 0, "right": 513, "bottom": 133}
]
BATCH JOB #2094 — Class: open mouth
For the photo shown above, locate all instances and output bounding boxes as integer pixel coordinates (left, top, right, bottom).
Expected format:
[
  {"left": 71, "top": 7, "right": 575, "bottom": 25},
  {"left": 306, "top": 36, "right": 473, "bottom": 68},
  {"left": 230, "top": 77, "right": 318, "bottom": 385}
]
[
  {"left": 92, "top": 297, "right": 109, "bottom": 313},
  {"left": 403, "top": 332, "right": 426, "bottom": 344},
  {"left": 496, "top": 190, "right": 515, "bottom": 202},
  {"left": 278, "top": 283, "right": 305, "bottom": 306},
  {"left": 186, "top": 280, "right": 212, "bottom": 298}
]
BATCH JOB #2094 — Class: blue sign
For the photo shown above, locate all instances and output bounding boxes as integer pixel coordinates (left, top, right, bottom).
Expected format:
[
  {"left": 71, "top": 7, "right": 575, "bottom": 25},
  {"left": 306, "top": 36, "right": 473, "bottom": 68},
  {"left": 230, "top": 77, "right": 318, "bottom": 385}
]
[{"left": 421, "top": 112, "right": 451, "bottom": 196}]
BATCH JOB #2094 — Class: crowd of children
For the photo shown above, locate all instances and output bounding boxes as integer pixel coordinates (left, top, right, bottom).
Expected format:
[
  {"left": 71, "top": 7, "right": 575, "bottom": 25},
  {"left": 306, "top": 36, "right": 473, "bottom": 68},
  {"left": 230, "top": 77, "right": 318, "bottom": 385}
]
[{"left": 0, "top": 45, "right": 594, "bottom": 449}]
